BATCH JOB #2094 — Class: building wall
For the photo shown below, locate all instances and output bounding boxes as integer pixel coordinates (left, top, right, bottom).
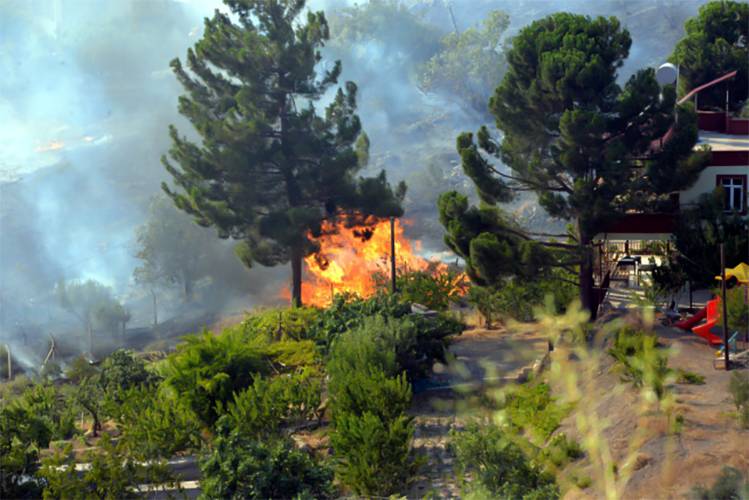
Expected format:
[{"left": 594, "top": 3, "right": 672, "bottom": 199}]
[{"left": 680, "top": 165, "right": 749, "bottom": 207}]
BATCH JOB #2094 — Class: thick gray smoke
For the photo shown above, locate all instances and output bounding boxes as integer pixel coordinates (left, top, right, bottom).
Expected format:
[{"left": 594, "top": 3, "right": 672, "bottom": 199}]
[{"left": 0, "top": 0, "right": 708, "bottom": 369}]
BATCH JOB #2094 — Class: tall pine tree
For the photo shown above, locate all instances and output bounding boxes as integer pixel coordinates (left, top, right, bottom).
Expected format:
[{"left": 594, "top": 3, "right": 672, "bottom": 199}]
[
  {"left": 439, "top": 13, "right": 709, "bottom": 318},
  {"left": 162, "top": 0, "right": 405, "bottom": 306}
]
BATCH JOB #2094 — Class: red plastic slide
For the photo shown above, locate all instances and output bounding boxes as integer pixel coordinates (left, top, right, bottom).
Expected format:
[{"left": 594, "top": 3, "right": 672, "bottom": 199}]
[
  {"left": 691, "top": 298, "right": 724, "bottom": 346},
  {"left": 674, "top": 306, "right": 707, "bottom": 330}
]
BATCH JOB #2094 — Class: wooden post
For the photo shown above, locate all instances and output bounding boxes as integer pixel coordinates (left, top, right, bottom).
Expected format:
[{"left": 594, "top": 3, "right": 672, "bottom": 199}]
[
  {"left": 5, "top": 344, "right": 11, "bottom": 380},
  {"left": 721, "top": 244, "right": 730, "bottom": 370},
  {"left": 390, "top": 216, "right": 397, "bottom": 294}
]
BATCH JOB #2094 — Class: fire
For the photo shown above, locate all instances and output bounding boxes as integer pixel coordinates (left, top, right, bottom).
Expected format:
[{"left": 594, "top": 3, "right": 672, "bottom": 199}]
[{"left": 284, "top": 218, "right": 452, "bottom": 307}]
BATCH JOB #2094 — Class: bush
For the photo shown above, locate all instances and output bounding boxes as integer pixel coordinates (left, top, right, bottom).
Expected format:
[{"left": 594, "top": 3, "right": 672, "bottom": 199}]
[
  {"left": 675, "top": 369, "right": 706, "bottom": 385},
  {"left": 163, "top": 328, "right": 270, "bottom": 426},
  {"left": 467, "top": 274, "right": 576, "bottom": 326},
  {"left": 98, "top": 350, "right": 160, "bottom": 405},
  {"left": 330, "top": 411, "right": 414, "bottom": 497},
  {"left": 39, "top": 434, "right": 175, "bottom": 499},
  {"left": 326, "top": 315, "right": 416, "bottom": 496},
  {"left": 377, "top": 267, "right": 466, "bottom": 312},
  {"left": 690, "top": 466, "right": 749, "bottom": 500},
  {"left": 116, "top": 385, "right": 202, "bottom": 460},
  {"left": 502, "top": 383, "right": 569, "bottom": 443},
  {"left": 199, "top": 425, "right": 333, "bottom": 500},
  {"left": 728, "top": 371, "right": 749, "bottom": 429},
  {"left": 450, "top": 423, "right": 559, "bottom": 499},
  {"left": 221, "top": 370, "right": 323, "bottom": 439},
  {"left": 608, "top": 326, "right": 670, "bottom": 399},
  {"left": 541, "top": 433, "right": 584, "bottom": 468},
  {"left": 240, "top": 307, "right": 321, "bottom": 342},
  {"left": 309, "top": 292, "right": 463, "bottom": 357},
  {"left": 0, "top": 404, "right": 44, "bottom": 498}
]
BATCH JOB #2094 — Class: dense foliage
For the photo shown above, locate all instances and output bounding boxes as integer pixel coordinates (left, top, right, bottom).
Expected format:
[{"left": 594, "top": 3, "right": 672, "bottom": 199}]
[
  {"left": 326, "top": 314, "right": 416, "bottom": 495},
  {"left": 451, "top": 423, "right": 559, "bottom": 499},
  {"left": 200, "top": 423, "right": 334, "bottom": 500},
  {"left": 671, "top": 0, "right": 749, "bottom": 111},
  {"left": 666, "top": 193, "right": 749, "bottom": 288},
  {"left": 162, "top": 0, "right": 405, "bottom": 306}
]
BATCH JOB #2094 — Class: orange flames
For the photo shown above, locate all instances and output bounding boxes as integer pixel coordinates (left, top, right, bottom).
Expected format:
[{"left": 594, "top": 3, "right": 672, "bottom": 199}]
[{"left": 283, "top": 218, "right": 450, "bottom": 307}]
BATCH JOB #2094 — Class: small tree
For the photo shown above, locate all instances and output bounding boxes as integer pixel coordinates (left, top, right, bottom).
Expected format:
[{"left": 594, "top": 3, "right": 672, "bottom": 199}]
[
  {"left": 134, "top": 196, "right": 214, "bottom": 307},
  {"left": 671, "top": 1, "right": 749, "bottom": 111},
  {"left": 56, "top": 280, "right": 125, "bottom": 354},
  {"left": 419, "top": 10, "right": 510, "bottom": 113},
  {"left": 162, "top": 0, "right": 405, "bottom": 307}
]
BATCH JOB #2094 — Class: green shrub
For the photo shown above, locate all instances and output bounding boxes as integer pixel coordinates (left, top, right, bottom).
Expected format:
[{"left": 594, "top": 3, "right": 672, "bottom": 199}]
[
  {"left": 99, "top": 350, "right": 161, "bottom": 411},
  {"left": 728, "top": 371, "right": 749, "bottom": 410},
  {"left": 163, "top": 328, "right": 270, "bottom": 426},
  {"left": 0, "top": 404, "right": 44, "bottom": 498},
  {"left": 728, "top": 371, "right": 749, "bottom": 429},
  {"left": 377, "top": 267, "right": 466, "bottom": 311},
  {"left": 11, "top": 383, "right": 78, "bottom": 442},
  {"left": 467, "top": 274, "right": 576, "bottom": 327},
  {"left": 502, "top": 383, "right": 569, "bottom": 443},
  {"left": 675, "top": 369, "right": 706, "bottom": 385},
  {"left": 310, "top": 292, "right": 463, "bottom": 357},
  {"left": 116, "top": 385, "right": 202, "bottom": 460},
  {"left": 608, "top": 326, "right": 670, "bottom": 399},
  {"left": 541, "top": 433, "right": 584, "bottom": 468},
  {"left": 39, "top": 434, "right": 175, "bottom": 499},
  {"left": 200, "top": 424, "right": 333, "bottom": 500},
  {"left": 690, "top": 466, "right": 749, "bottom": 500},
  {"left": 326, "top": 314, "right": 416, "bottom": 496},
  {"left": 450, "top": 423, "right": 559, "bottom": 499},
  {"left": 65, "top": 355, "right": 99, "bottom": 383},
  {"left": 240, "top": 307, "right": 322, "bottom": 342},
  {"left": 330, "top": 411, "right": 414, "bottom": 496}
]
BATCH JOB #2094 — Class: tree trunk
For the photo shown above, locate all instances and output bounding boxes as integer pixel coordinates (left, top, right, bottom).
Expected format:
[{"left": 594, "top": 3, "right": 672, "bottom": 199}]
[
  {"left": 579, "top": 243, "right": 596, "bottom": 321},
  {"left": 86, "top": 321, "right": 93, "bottom": 355},
  {"left": 151, "top": 288, "right": 158, "bottom": 328},
  {"left": 291, "top": 246, "right": 303, "bottom": 308},
  {"left": 184, "top": 276, "right": 193, "bottom": 302}
]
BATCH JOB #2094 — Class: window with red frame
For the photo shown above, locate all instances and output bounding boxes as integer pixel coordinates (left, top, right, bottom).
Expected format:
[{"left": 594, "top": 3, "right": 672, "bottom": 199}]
[{"left": 717, "top": 175, "right": 747, "bottom": 213}]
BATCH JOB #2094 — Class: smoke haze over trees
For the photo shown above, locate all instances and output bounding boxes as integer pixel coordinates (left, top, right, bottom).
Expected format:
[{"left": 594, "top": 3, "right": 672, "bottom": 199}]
[{"left": 0, "top": 0, "right": 711, "bottom": 365}]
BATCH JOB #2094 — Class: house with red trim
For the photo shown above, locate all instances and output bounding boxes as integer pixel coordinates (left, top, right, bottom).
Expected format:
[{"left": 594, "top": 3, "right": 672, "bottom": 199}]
[{"left": 594, "top": 70, "right": 749, "bottom": 245}]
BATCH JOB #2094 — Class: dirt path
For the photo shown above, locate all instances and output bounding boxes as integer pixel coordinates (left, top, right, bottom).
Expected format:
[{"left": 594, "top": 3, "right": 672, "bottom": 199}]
[{"left": 407, "top": 327, "right": 549, "bottom": 498}]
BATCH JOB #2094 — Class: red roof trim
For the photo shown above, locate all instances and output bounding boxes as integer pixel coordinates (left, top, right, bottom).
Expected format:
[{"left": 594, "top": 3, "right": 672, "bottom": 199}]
[{"left": 677, "top": 70, "right": 738, "bottom": 105}]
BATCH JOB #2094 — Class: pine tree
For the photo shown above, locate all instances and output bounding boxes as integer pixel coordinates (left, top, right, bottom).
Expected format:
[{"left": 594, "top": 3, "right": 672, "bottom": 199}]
[
  {"left": 671, "top": 0, "right": 748, "bottom": 111},
  {"left": 162, "top": 0, "right": 405, "bottom": 306},
  {"left": 439, "top": 13, "right": 709, "bottom": 318}
]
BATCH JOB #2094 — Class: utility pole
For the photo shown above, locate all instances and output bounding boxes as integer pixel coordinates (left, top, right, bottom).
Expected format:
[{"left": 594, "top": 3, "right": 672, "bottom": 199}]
[
  {"left": 390, "top": 216, "right": 397, "bottom": 294},
  {"left": 721, "top": 244, "right": 730, "bottom": 370},
  {"left": 447, "top": 3, "right": 459, "bottom": 34}
]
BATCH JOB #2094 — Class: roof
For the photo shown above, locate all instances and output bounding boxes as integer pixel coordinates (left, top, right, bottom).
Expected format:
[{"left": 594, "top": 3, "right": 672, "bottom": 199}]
[{"left": 696, "top": 132, "right": 749, "bottom": 152}]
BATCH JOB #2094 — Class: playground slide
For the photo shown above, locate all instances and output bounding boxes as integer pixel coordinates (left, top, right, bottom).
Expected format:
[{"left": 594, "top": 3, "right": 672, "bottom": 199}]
[
  {"left": 674, "top": 307, "right": 707, "bottom": 330},
  {"left": 691, "top": 298, "right": 724, "bottom": 346}
]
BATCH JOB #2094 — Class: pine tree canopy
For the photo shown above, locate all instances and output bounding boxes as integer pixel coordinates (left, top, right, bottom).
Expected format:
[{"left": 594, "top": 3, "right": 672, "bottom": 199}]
[
  {"left": 671, "top": 0, "right": 748, "bottom": 111},
  {"left": 162, "top": 0, "right": 405, "bottom": 306},
  {"left": 439, "top": 13, "right": 710, "bottom": 316}
]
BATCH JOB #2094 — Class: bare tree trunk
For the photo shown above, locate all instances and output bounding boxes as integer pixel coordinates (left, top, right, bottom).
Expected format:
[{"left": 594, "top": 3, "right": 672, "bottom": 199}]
[
  {"left": 151, "top": 288, "right": 158, "bottom": 328},
  {"left": 87, "top": 321, "right": 93, "bottom": 355},
  {"left": 291, "top": 246, "right": 303, "bottom": 308},
  {"left": 579, "top": 243, "right": 596, "bottom": 321}
]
